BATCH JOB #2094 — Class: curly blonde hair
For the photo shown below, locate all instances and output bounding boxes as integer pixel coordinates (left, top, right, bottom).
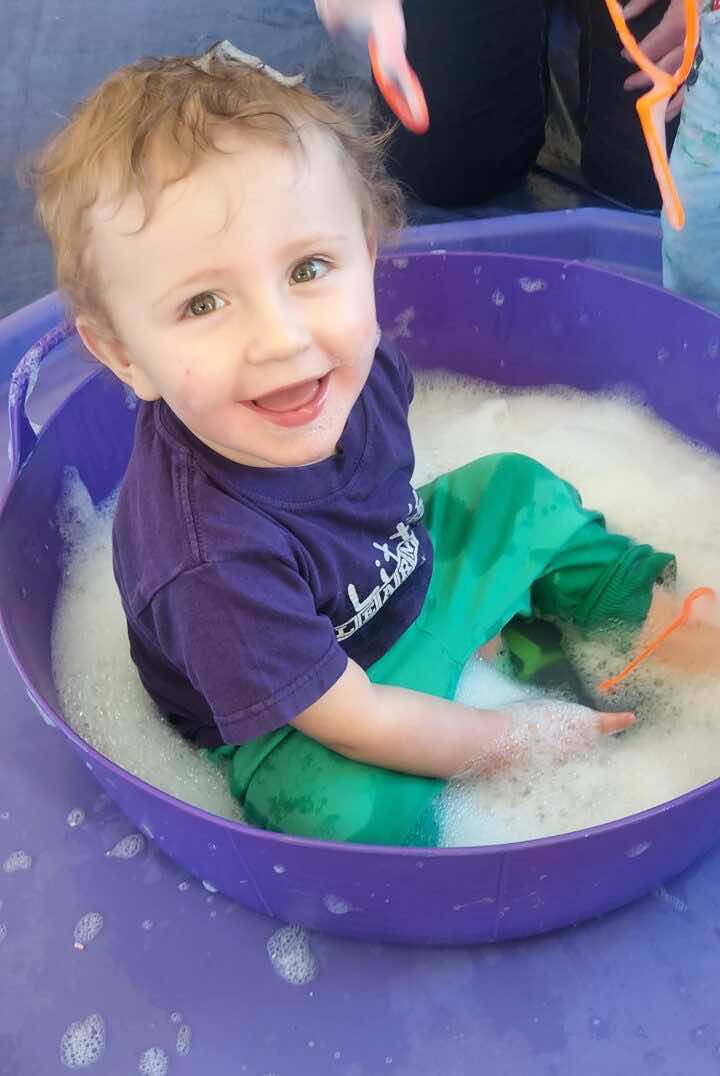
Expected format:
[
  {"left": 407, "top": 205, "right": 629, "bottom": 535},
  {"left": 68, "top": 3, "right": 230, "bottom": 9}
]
[{"left": 24, "top": 45, "right": 405, "bottom": 328}]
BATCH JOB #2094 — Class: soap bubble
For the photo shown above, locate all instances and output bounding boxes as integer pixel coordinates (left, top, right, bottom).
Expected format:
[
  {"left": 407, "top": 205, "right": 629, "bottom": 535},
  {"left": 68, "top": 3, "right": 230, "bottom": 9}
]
[
  {"left": 3, "top": 850, "right": 32, "bottom": 873},
  {"left": 66, "top": 808, "right": 85, "bottom": 828},
  {"left": 176, "top": 1024, "right": 192, "bottom": 1056},
  {"left": 60, "top": 1013, "right": 106, "bottom": 1069},
  {"left": 73, "top": 913, "right": 104, "bottom": 947},
  {"left": 266, "top": 925, "right": 319, "bottom": 985},
  {"left": 106, "top": 833, "right": 145, "bottom": 860},
  {"left": 138, "top": 1047, "right": 168, "bottom": 1075}
]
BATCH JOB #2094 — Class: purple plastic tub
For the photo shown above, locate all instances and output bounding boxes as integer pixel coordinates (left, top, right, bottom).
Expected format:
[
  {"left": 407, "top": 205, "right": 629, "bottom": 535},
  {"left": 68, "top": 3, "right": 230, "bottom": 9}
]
[{"left": 3, "top": 249, "right": 720, "bottom": 947}]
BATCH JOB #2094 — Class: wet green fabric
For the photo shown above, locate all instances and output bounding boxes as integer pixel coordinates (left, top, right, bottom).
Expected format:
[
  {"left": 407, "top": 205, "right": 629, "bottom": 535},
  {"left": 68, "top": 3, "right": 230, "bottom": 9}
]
[{"left": 208, "top": 454, "right": 675, "bottom": 847}]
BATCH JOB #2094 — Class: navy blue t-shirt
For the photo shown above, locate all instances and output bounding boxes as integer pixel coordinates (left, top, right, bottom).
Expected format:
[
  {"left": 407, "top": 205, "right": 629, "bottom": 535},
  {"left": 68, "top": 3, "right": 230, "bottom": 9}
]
[{"left": 112, "top": 339, "right": 434, "bottom": 748}]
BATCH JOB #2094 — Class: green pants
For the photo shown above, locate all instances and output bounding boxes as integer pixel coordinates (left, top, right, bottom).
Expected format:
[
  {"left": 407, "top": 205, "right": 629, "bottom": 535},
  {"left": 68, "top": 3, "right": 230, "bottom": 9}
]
[{"left": 209, "top": 454, "right": 674, "bottom": 847}]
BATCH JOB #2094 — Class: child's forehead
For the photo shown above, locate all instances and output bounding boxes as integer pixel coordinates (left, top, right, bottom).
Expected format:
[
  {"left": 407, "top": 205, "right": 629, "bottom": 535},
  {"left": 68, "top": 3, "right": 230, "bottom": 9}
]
[{"left": 92, "top": 124, "right": 360, "bottom": 245}]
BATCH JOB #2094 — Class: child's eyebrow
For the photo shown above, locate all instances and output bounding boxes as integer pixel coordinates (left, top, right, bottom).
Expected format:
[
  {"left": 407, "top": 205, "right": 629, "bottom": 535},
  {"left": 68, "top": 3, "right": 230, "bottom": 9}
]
[{"left": 279, "top": 233, "right": 350, "bottom": 254}]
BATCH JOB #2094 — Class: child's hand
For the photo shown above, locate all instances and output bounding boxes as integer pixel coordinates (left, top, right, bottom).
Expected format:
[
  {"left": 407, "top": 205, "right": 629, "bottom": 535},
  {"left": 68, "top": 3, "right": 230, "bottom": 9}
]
[{"left": 485, "top": 700, "right": 635, "bottom": 771}]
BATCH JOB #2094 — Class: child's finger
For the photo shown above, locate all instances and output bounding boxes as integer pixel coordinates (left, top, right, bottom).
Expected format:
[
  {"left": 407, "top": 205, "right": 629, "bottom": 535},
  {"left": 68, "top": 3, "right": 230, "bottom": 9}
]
[{"left": 598, "top": 710, "right": 636, "bottom": 735}]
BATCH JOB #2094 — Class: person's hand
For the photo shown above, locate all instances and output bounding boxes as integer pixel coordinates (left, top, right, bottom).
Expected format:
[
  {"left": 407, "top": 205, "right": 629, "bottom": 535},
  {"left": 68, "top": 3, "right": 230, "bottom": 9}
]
[
  {"left": 621, "top": 0, "right": 697, "bottom": 121},
  {"left": 315, "top": 0, "right": 407, "bottom": 70}
]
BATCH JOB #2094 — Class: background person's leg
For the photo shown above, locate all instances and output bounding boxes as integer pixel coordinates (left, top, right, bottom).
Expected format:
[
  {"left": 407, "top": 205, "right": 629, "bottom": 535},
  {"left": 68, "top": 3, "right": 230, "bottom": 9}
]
[
  {"left": 663, "top": 11, "right": 720, "bottom": 312},
  {"left": 571, "top": 0, "right": 679, "bottom": 208},
  {"left": 372, "top": 0, "right": 549, "bottom": 206}
]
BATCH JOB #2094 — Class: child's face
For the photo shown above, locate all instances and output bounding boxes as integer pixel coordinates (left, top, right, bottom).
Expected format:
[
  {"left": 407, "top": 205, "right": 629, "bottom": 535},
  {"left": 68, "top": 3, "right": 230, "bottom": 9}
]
[{"left": 82, "top": 126, "right": 379, "bottom": 468}]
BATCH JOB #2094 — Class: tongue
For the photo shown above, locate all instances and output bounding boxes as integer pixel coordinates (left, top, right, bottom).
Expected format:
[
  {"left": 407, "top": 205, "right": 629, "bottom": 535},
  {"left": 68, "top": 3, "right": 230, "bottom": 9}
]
[{"left": 253, "top": 379, "right": 319, "bottom": 413}]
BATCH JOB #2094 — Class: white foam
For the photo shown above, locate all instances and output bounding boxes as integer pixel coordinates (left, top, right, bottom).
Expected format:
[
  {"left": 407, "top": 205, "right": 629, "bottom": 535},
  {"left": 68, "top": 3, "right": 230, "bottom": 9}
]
[
  {"left": 175, "top": 1025, "right": 192, "bottom": 1056},
  {"left": 60, "top": 1013, "right": 106, "bottom": 1069},
  {"left": 266, "top": 925, "right": 319, "bottom": 985},
  {"left": 3, "top": 850, "right": 32, "bottom": 873},
  {"left": 66, "top": 808, "right": 85, "bottom": 828},
  {"left": 106, "top": 833, "right": 146, "bottom": 860},
  {"left": 518, "top": 276, "right": 547, "bottom": 294},
  {"left": 73, "top": 912, "right": 104, "bottom": 947},
  {"left": 138, "top": 1047, "right": 169, "bottom": 1075},
  {"left": 323, "top": 894, "right": 351, "bottom": 915},
  {"left": 0, "top": 923, "right": 7, "bottom": 944},
  {"left": 51, "top": 474, "right": 243, "bottom": 823}
]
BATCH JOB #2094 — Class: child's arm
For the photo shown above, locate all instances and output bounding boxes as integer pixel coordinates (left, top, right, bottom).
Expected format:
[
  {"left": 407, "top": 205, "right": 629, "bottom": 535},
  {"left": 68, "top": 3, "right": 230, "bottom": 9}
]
[{"left": 291, "top": 659, "right": 633, "bottom": 780}]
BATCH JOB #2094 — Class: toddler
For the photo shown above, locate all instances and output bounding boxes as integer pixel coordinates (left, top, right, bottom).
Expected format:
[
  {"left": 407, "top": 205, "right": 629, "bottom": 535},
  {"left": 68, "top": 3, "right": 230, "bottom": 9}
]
[{"left": 29, "top": 42, "right": 717, "bottom": 846}]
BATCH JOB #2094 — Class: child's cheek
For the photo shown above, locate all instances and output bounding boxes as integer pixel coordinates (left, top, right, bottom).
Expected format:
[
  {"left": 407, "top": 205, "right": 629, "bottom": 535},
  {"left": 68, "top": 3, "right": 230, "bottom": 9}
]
[
  {"left": 179, "top": 365, "right": 222, "bottom": 417},
  {"left": 331, "top": 288, "right": 377, "bottom": 359}
]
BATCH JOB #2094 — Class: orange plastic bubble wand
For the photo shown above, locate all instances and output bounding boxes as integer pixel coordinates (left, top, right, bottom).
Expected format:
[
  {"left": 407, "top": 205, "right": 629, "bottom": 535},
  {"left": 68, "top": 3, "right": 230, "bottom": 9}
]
[
  {"left": 604, "top": 0, "right": 699, "bottom": 229},
  {"left": 598, "top": 586, "right": 715, "bottom": 693}
]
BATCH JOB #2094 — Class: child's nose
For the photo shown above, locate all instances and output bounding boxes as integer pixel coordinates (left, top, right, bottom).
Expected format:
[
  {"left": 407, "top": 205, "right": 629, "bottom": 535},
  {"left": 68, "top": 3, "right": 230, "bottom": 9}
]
[{"left": 244, "top": 297, "right": 311, "bottom": 366}]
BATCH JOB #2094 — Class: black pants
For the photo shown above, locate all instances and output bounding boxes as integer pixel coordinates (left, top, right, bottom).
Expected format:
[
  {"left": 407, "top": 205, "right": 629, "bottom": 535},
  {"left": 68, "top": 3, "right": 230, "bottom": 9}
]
[{"left": 373, "top": 0, "right": 679, "bottom": 210}]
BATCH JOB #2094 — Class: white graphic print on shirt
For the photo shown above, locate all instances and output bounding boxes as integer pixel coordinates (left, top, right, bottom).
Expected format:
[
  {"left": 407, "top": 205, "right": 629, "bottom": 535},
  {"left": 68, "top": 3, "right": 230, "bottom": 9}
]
[{"left": 333, "top": 490, "right": 424, "bottom": 642}]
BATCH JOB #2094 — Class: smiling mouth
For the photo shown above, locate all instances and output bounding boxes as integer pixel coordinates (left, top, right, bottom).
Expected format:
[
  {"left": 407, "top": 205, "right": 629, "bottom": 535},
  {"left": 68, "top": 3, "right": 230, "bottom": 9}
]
[{"left": 242, "top": 373, "right": 331, "bottom": 428}]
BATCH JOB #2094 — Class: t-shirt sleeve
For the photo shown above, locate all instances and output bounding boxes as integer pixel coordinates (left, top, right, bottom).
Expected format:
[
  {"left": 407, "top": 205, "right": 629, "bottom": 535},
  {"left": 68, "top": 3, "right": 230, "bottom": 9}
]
[{"left": 147, "top": 551, "right": 348, "bottom": 745}]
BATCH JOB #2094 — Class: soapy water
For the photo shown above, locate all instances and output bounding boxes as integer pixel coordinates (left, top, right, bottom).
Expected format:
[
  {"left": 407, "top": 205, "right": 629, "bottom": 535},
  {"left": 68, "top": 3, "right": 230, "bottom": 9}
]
[
  {"left": 51, "top": 470, "right": 243, "bottom": 824},
  {"left": 66, "top": 807, "right": 85, "bottom": 828},
  {"left": 266, "top": 924, "right": 319, "bottom": 985},
  {"left": 138, "top": 1046, "right": 169, "bottom": 1075},
  {"left": 175, "top": 1024, "right": 192, "bottom": 1056},
  {"left": 60, "top": 1013, "right": 106, "bottom": 1069},
  {"left": 3, "top": 850, "right": 33, "bottom": 873},
  {"left": 73, "top": 912, "right": 104, "bottom": 948},
  {"left": 50, "top": 376, "right": 720, "bottom": 845},
  {"left": 106, "top": 833, "right": 146, "bottom": 860}
]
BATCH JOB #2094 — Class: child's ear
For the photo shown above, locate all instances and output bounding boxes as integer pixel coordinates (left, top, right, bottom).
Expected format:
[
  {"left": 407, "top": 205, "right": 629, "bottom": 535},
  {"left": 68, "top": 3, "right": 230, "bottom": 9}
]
[{"left": 75, "top": 316, "right": 160, "bottom": 401}]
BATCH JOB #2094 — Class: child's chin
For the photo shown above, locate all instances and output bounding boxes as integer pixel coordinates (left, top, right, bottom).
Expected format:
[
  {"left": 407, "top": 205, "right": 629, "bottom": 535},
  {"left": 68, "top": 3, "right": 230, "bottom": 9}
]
[
  {"left": 282, "top": 437, "right": 338, "bottom": 468},
  {"left": 281, "top": 425, "right": 342, "bottom": 467}
]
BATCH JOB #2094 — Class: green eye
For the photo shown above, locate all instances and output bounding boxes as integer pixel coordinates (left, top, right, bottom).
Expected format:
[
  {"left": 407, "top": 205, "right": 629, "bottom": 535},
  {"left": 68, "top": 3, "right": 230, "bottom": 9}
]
[
  {"left": 186, "top": 292, "right": 225, "bottom": 317},
  {"left": 290, "top": 258, "right": 328, "bottom": 285}
]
